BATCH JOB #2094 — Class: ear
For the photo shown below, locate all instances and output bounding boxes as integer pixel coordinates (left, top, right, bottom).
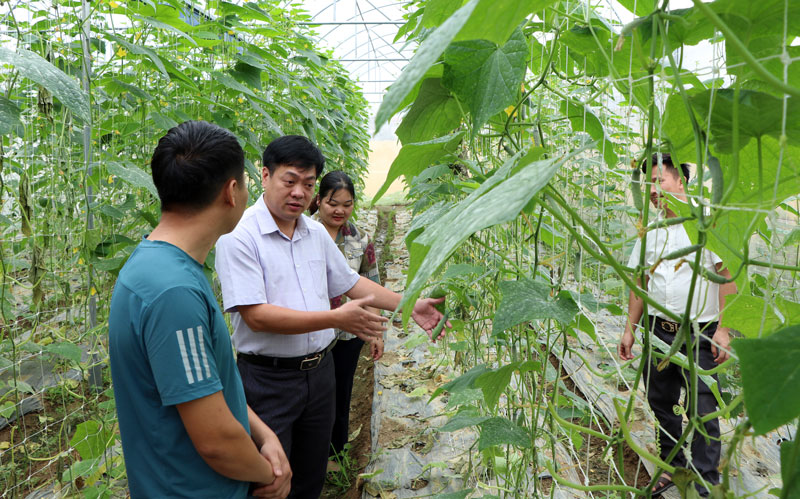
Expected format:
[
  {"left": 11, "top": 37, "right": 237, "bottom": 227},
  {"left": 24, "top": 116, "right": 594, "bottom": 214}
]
[
  {"left": 261, "top": 166, "right": 270, "bottom": 186},
  {"left": 222, "top": 178, "right": 238, "bottom": 207}
]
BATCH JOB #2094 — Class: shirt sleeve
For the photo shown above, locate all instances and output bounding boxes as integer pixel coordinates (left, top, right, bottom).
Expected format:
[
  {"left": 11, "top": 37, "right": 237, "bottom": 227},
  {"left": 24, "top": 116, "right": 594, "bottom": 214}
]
[
  {"left": 359, "top": 234, "right": 380, "bottom": 284},
  {"left": 142, "top": 287, "right": 223, "bottom": 406},
  {"left": 323, "top": 233, "right": 360, "bottom": 298},
  {"left": 705, "top": 248, "right": 723, "bottom": 268},
  {"left": 627, "top": 238, "right": 642, "bottom": 268},
  {"left": 215, "top": 231, "right": 267, "bottom": 312}
]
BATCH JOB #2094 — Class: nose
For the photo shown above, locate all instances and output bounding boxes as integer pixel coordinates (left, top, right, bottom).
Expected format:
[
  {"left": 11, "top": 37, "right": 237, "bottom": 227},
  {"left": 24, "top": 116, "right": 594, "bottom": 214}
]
[{"left": 290, "top": 185, "right": 304, "bottom": 198}]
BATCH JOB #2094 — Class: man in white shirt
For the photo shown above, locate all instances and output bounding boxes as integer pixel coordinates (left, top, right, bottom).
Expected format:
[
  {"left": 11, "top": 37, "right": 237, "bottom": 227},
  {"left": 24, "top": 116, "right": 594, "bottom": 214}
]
[
  {"left": 215, "top": 135, "right": 447, "bottom": 498},
  {"left": 618, "top": 153, "right": 737, "bottom": 497}
]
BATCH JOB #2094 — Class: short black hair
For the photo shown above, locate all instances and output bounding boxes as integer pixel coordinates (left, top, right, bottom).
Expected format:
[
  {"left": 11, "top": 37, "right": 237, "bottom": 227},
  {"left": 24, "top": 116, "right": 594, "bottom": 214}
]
[
  {"left": 262, "top": 135, "right": 325, "bottom": 178},
  {"left": 309, "top": 170, "right": 355, "bottom": 215},
  {"left": 150, "top": 121, "right": 244, "bottom": 212},
  {"left": 640, "top": 152, "right": 690, "bottom": 184}
]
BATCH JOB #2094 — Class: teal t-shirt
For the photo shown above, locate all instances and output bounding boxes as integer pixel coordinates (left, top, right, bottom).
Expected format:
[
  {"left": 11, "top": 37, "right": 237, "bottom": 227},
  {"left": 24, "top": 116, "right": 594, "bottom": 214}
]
[{"left": 108, "top": 239, "right": 249, "bottom": 498}]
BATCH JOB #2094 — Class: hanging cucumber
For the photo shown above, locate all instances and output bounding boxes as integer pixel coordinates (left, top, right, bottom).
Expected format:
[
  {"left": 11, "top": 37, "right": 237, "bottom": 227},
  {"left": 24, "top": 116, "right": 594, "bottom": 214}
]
[{"left": 431, "top": 311, "right": 450, "bottom": 339}]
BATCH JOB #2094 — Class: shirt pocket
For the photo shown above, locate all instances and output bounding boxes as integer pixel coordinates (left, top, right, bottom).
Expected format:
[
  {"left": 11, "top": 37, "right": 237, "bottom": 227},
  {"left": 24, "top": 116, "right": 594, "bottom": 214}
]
[{"left": 307, "top": 259, "right": 329, "bottom": 299}]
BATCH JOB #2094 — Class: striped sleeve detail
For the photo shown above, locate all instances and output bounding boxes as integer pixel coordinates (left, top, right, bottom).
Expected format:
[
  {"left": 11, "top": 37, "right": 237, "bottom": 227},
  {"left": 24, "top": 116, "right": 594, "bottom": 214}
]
[{"left": 176, "top": 327, "right": 212, "bottom": 384}]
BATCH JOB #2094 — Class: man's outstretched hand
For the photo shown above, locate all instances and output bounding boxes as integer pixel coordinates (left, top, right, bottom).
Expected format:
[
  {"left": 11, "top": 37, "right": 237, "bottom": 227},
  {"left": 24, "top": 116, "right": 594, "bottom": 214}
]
[{"left": 412, "top": 297, "right": 451, "bottom": 342}]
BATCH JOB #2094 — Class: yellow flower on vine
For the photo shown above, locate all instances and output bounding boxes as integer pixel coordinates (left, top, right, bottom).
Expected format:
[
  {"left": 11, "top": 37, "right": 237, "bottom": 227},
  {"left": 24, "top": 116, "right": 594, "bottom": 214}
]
[
  {"left": 135, "top": 32, "right": 142, "bottom": 41},
  {"left": 109, "top": 1, "right": 119, "bottom": 8},
  {"left": 116, "top": 47, "right": 128, "bottom": 58},
  {"left": 228, "top": 30, "right": 234, "bottom": 35},
  {"left": 238, "top": 97, "right": 245, "bottom": 103}
]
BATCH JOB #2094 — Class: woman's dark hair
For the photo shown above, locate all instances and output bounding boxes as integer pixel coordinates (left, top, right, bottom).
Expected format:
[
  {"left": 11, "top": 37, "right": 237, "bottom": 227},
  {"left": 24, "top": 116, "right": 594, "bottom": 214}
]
[
  {"left": 262, "top": 135, "right": 325, "bottom": 177},
  {"left": 640, "top": 152, "right": 690, "bottom": 184},
  {"left": 150, "top": 120, "right": 244, "bottom": 212},
  {"left": 309, "top": 170, "right": 355, "bottom": 215}
]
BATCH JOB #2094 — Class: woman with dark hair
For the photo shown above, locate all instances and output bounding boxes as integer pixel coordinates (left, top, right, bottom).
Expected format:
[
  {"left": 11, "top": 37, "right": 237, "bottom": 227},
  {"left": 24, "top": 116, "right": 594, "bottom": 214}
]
[{"left": 310, "top": 170, "right": 383, "bottom": 468}]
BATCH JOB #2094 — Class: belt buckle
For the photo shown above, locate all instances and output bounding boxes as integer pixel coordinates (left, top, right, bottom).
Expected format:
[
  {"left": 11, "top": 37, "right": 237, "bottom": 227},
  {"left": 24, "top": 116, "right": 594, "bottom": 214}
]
[
  {"left": 300, "top": 353, "right": 322, "bottom": 370},
  {"left": 661, "top": 320, "right": 678, "bottom": 333}
]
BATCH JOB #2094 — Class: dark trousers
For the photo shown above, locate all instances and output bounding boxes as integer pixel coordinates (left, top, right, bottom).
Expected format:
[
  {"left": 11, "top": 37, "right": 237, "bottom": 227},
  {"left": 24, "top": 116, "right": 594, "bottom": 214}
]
[
  {"left": 644, "top": 317, "right": 721, "bottom": 493},
  {"left": 238, "top": 353, "right": 336, "bottom": 499},
  {"left": 329, "top": 337, "right": 365, "bottom": 457}
]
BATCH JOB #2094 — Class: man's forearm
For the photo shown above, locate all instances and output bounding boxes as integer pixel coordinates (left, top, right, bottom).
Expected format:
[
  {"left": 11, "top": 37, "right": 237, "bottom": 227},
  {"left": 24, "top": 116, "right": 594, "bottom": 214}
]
[
  {"left": 345, "top": 277, "right": 401, "bottom": 312},
  {"left": 247, "top": 405, "right": 271, "bottom": 448},
  {"left": 238, "top": 303, "right": 339, "bottom": 335},
  {"left": 715, "top": 264, "right": 737, "bottom": 324},
  {"left": 177, "top": 393, "right": 275, "bottom": 484},
  {"left": 625, "top": 288, "right": 644, "bottom": 335}
]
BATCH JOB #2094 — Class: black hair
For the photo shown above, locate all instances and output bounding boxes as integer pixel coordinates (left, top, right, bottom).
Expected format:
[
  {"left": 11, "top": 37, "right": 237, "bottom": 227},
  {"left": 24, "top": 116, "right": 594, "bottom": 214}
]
[
  {"left": 308, "top": 170, "right": 355, "bottom": 215},
  {"left": 262, "top": 135, "right": 325, "bottom": 178},
  {"left": 150, "top": 121, "right": 244, "bottom": 212},
  {"left": 640, "top": 152, "right": 690, "bottom": 184}
]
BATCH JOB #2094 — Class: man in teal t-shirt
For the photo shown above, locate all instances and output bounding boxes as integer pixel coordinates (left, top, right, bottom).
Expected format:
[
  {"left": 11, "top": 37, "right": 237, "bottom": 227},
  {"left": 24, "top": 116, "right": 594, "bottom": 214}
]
[{"left": 108, "top": 121, "right": 291, "bottom": 498}]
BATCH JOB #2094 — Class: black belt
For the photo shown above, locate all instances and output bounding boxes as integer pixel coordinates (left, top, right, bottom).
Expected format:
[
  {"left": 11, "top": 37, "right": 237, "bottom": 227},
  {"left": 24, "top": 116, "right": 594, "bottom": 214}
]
[
  {"left": 648, "top": 316, "right": 715, "bottom": 334},
  {"left": 238, "top": 340, "right": 337, "bottom": 371}
]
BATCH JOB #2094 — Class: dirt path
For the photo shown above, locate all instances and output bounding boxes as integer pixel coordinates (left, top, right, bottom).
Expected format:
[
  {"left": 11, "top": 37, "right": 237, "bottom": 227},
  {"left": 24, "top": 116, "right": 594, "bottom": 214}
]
[{"left": 321, "top": 207, "right": 395, "bottom": 499}]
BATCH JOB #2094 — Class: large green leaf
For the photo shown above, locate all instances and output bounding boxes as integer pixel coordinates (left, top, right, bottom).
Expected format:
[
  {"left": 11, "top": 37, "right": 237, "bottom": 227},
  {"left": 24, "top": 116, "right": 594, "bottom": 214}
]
[
  {"left": 720, "top": 294, "right": 800, "bottom": 338},
  {"left": 732, "top": 325, "right": 800, "bottom": 435},
  {"left": 0, "top": 47, "right": 90, "bottom": 122},
  {"left": 780, "top": 438, "right": 800, "bottom": 499},
  {"left": 421, "top": 0, "right": 461, "bottom": 29},
  {"left": 371, "top": 132, "right": 464, "bottom": 204},
  {"left": 690, "top": 89, "right": 800, "bottom": 153},
  {"left": 559, "top": 25, "right": 612, "bottom": 77},
  {"left": 616, "top": 0, "right": 654, "bottom": 17},
  {"left": 439, "top": 408, "right": 491, "bottom": 432},
  {"left": 396, "top": 78, "right": 462, "bottom": 145},
  {"left": 71, "top": 420, "right": 115, "bottom": 461},
  {"left": 493, "top": 279, "right": 579, "bottom": 334},
  {"left": 454, "top": 0, "right": 555, "bottom": 45},
  {"left": 106, "top": 161, "right": 158, "bottom": 198},
  {"left": 560, "top": 101, "right": 618, "bottom": 167},
  {"left": 474, "top": 363, "right": 518, "bottom": 411},
  {"left": 42, "top": 342, "right": 83, "bottom": 364},
  {"left": 374, "top": 0, "right": 479, "bottom": 132},
  {"left": 671, "top": 136, "right": 800, "bottom": 289},
  {"left": 477, "top": 417, "right": 531, "bottom": 450},
  {"left": 700, "top": 0, "right": 800, "bottom": 41},
  {"left": 430, "top": 364, "right": 490, "bottom": 401},
  {"left": 662, "top": 92, "right": 699, "bottom": 164},
  {"left": 443, "top": 27, "right": 528, "bottom": 133},
  {"left": 0, "top": 96, "right": 21, "bottom": 135},
  {"left": 726, "top": 37, "right": 800, "bottom": 92},
  {"left": 399, "top": 147, "right": 585, "bottom": 323}
]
